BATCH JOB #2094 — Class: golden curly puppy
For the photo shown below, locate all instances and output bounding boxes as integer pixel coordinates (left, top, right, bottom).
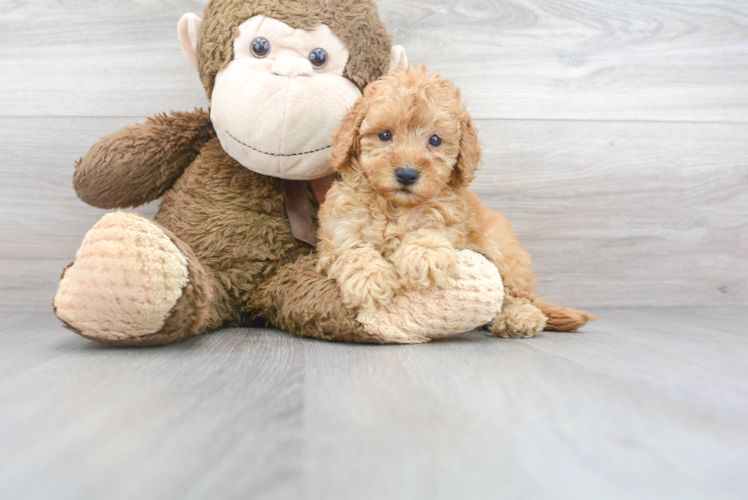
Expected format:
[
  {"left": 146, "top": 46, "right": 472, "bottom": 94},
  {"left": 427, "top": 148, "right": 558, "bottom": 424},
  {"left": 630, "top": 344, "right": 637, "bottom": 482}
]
[{"left": 318, "top": 66, "right": 595, "bottom": 338}]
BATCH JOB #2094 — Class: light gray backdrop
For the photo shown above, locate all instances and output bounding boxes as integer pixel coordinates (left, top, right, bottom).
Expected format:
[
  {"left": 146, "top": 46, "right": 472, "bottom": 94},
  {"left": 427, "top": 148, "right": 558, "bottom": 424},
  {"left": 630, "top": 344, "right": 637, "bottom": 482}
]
[{"left": 1, "top": 0, "right": 746, "bottom": 311}]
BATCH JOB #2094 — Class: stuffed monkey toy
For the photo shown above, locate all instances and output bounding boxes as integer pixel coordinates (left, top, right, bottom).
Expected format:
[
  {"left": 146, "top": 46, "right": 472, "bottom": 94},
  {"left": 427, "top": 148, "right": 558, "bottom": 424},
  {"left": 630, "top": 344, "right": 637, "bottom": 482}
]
[{"left": 52, "top": 0, "right": 516, "bottom": 346}]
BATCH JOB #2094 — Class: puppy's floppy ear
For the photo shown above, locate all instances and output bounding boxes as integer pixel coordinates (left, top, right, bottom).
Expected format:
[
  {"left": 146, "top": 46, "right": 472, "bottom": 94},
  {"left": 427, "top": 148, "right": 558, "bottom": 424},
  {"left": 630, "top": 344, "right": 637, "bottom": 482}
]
[
  {"left": 450, "top": 112, "right": 481, "bottom": 189},
  {"left": 330, "top": 97, "right": 368, "bottom": 175}
]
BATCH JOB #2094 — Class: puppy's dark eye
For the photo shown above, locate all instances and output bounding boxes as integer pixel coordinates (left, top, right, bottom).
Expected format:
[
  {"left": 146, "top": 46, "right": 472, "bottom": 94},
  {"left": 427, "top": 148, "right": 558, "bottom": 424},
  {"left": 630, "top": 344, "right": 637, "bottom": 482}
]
[
  {"left": 379, "top": 131, "right": 393, "bottom": 142},
  {"left": 309, "top": 48, "right": 328, "bottom": 68},
  {"left": 429, "top": 135, "right": 442, "bottom": 147},
  {"left": 251, "top": 37, "right": 270, "bottom": 58}
]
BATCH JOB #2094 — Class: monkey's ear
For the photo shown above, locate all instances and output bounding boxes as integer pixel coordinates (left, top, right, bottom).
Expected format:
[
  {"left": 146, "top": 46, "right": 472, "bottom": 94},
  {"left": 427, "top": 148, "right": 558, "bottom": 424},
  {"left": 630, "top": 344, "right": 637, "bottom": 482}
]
[
  {"left": 178, "top": 13, "right": 203, "bottom": 70},
  {"left": 389, "top": 46, "right": 408, "bottom": 73},
  {"left": 330, "top": 99, "right": 368, "bottom": 175},
  {"left": 451, "top": 115, "right": 482, "bottom": 189}
]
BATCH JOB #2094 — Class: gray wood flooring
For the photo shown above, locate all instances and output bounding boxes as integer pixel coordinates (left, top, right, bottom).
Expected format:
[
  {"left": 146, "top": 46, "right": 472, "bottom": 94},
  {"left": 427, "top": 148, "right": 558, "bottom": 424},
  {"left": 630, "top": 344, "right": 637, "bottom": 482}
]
[
  {"left": 1, "top": 309, "right": 747, "bottom": 500},
  {"left": 1, "top": 3, "right": 747, "bottom": 496}
]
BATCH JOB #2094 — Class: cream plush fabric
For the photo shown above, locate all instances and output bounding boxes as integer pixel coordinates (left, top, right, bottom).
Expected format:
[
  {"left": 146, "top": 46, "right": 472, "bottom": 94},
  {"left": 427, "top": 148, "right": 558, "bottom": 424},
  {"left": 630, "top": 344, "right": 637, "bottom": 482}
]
[
  {"left": 54, "top": 212, "right": 190, "bottom": 340},
  {"left": 211, "top": 16, "right": 362, "bottom": 180},
  {"left": 357, "top": 250, "right": 504, "bottom": 343}
]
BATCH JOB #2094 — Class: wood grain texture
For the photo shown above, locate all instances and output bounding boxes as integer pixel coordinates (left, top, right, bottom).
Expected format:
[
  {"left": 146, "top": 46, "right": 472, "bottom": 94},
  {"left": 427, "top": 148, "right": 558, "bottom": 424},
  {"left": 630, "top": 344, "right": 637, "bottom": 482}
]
[
  {"left": 1, "top": 309, "right": 747, "bottom": 499},
  {"left": 2, "top": 2, "right": 746, "bottom": 498},
  {"left": 1, "top": 1, "right": 746, "bottom": 309},
  {"left": 0, "top": 316, "right": 306, "bottom": 500},
  {"left": 381, "top": 0, "right": 748, "bottom": 122},
  {"left": 1, "top": 1, "right": 748, "bottom": 121},
  {"left": 1, "top": 116, "right": 745, "bottom": 310},
  {"left": 0, "top": 0, "right": 210, "bottom": 118},
  {"left": 474, "top": 119, "right": 748, "bottom": 308},
  {"left": 0, "top": 117, "right": 159, "bottom": 310}
]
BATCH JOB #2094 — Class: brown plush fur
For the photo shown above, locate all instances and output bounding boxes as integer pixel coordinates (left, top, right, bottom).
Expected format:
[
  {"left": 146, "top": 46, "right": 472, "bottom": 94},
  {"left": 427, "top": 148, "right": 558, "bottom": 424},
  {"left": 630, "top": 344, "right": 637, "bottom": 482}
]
[
  {"left": 198, "top": 0, "right": 393, "bottom": 95},
  {"left": 67, "top": 127, "right": 372, "bottom": 344},
  {"left": 254, "top": 254, "right": 380, "bottom": 343},
  {"left": 155, "top": 137, "right": 315, "bottom": 320},
  {"left": 69, "top": 226, "right": 229, "bottom": 347},
  {"left": 57, "top": 0, "right": 395, "bottom": 345},
  {"left": 74, "top": 109, "right": 215, "bottom": 209},
  {"left": 318, "top": 67, "right": 596, "bottom": 337}
]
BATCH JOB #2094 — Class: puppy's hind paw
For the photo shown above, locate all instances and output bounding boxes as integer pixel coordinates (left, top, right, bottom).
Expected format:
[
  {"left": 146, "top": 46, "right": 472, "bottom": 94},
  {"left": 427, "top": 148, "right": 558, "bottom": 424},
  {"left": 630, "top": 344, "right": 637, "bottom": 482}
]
[
  {"left": 391, "top": 243, "right": 457, "bottom": 289},
  {"left": 490, "top": 299, "right": 547, "bottom": 339}
]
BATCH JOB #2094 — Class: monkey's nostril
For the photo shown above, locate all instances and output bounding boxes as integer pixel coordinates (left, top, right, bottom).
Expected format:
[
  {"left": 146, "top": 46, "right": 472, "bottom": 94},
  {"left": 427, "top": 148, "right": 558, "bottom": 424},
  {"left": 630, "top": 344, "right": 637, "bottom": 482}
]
[{"left": 395, "top": 167, "right": 420, "bottom": 186}]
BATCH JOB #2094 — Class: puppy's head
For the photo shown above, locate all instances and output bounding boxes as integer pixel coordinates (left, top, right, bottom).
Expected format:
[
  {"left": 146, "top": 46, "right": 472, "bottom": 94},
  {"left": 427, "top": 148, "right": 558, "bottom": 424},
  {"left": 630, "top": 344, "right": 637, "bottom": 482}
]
[{"left": 330, "top": 65, "right": 481, "bottom": 207}]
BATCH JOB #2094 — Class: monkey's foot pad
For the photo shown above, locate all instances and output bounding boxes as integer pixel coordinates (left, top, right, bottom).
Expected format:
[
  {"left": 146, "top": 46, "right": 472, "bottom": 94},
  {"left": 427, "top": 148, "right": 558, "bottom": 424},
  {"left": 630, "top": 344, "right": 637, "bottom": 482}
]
[
  {"left": 54, "top": 211, "right": 189, "bottom": 342},
  {"left": 357, "top": 250, "right": 505, "bottom": 343}
]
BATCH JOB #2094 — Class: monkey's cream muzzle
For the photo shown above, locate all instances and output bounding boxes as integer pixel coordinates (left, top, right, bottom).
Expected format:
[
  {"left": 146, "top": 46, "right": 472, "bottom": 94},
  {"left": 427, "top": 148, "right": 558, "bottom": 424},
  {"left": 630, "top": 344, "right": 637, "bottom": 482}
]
[
  {"left": 271, "top": 54, "right": 314, "bottom": 77},
  {"left": 210, "top": 16, "right": 362, "bottom": 181}
]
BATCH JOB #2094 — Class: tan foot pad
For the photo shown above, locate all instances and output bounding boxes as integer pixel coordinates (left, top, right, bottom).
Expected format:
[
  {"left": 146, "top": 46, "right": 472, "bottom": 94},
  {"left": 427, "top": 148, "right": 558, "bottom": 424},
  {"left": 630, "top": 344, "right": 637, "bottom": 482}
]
[
  {"left": 54, "top": 211, "right": 189, "bottom": 341},
  {"left": 357, "top": 250, "right": 504, "bottom": 343}
]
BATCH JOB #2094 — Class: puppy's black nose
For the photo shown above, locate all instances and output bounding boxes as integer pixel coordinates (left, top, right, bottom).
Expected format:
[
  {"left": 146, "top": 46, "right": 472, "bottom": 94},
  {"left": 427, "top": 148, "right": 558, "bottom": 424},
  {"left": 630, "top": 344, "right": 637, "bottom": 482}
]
[{"left": 395, "top": 167, "right": 419, "bottom": 186}]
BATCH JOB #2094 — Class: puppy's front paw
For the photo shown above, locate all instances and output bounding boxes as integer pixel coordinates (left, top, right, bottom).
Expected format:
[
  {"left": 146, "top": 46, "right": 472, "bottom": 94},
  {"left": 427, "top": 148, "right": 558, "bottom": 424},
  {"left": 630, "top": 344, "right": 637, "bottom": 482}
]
[
  {"left": 339, "top": 259, "right": 400, "bottom": 312},
  {"left": 391, "top": 243, "right": 458, "bottom": 289},
  {"left": 490, "top": 298, "right": 547, "bottom": 338}
]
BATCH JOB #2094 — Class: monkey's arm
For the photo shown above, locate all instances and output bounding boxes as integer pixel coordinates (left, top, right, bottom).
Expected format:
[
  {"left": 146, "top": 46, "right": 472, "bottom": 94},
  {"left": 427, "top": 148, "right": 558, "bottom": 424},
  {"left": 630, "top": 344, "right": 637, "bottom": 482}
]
[{"left": 73, "top": 109, "right": 215, "bottom": 209}]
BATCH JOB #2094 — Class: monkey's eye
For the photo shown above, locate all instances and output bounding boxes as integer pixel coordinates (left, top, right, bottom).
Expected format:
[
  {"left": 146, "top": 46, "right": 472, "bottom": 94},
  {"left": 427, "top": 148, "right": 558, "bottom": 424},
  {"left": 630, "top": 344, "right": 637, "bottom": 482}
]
[
  {"left": 429, "top": 135, "right": 443, "bottom": 147},
  {"left": 308, "top": 48, "right": 328, "bottom": 69},
  {"left": 379, "top": 131, "right": 393, "bottom": 142},
  {"left": 251, "top": 37, "right": 270, "bottom": 58}
]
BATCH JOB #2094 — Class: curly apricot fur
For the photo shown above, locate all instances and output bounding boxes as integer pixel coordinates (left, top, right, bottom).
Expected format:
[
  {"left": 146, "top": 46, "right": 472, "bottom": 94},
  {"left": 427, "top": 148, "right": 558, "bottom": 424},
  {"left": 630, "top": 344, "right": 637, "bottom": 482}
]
[{"left": 319, "top": 66, "right": 596, "bottom": 335}]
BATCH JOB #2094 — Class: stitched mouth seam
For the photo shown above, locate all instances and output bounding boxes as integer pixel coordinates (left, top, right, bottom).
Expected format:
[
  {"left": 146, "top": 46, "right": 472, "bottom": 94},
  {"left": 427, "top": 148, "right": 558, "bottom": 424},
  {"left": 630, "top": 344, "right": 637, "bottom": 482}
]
[{"left": 226, "top": 131, "right": 331, "bottom": 157}]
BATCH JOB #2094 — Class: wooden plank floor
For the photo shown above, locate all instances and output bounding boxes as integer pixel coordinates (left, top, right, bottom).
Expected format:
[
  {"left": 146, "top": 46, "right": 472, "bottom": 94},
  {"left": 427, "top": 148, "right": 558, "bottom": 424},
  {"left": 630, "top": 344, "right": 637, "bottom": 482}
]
[{"left": 1, "top": 309, "right": 747, "bottom": 500}]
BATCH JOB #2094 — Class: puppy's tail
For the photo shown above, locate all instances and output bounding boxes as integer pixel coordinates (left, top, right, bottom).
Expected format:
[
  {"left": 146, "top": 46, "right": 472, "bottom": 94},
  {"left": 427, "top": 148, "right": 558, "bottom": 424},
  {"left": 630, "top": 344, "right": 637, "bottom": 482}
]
[{"left": 533, "top": 297, "right": 597, "bottom": 332}]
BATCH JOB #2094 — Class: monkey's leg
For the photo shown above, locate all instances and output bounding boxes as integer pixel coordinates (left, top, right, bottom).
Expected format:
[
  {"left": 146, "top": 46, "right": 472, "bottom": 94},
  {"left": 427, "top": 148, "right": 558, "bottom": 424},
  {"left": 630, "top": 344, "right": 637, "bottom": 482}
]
[
  {"left": 254, "top": 255, "right": 388, "bottom": 343},
  {"left": 54, "top": 211, "right": 232, "bottom": 346},
  {"left": 256, "top": 250, "right": 504, "bottom": 344}
]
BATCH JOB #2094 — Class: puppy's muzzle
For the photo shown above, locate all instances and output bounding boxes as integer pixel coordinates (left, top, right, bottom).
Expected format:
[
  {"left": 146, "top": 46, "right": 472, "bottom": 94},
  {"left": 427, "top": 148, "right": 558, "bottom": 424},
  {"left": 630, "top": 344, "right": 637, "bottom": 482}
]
[{"left": 395, "top": 167, "right": 420, "bottom": 187}]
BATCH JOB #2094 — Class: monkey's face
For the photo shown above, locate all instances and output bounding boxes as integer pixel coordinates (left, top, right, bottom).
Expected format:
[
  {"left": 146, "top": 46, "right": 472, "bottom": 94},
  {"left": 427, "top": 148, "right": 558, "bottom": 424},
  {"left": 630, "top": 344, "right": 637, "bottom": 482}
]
[{"left": 210, "top": 16, "right": 362, "bottom": 180}]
